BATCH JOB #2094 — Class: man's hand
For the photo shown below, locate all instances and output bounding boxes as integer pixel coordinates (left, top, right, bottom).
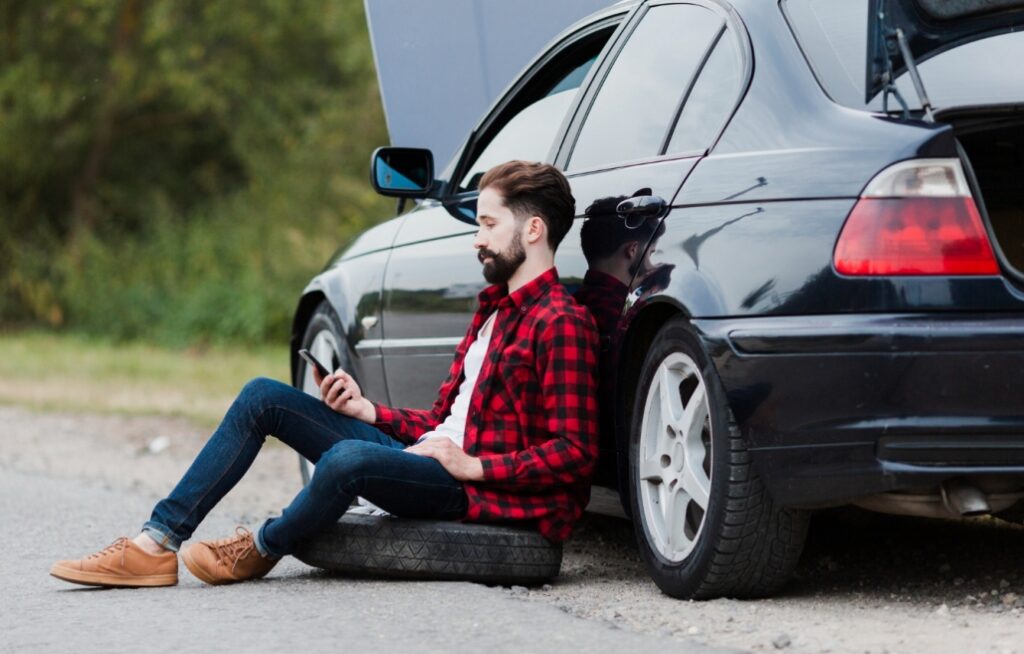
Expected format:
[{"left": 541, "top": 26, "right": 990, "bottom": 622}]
[
  {"left": 313, "top": 367, "right": 376, "bottom": 423},
  {"left": 405, "top": 437, "right": 485, "bottom": 481}
]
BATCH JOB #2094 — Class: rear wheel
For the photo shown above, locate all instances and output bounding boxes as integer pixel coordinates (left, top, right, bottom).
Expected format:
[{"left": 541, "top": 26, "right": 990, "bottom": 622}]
[
  {"left": 296, "top": 300, "right": 350, "bottom": 485},
  {"left": 629, "top": 317, "right": 808, "bottom": 599}
]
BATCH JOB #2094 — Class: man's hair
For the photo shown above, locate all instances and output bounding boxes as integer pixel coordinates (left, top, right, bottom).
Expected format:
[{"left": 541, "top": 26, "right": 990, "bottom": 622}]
[
  {"left": 580, "top": 195, "right": 666, "bottom": 265},
  {"left": 478, "top": 160, "right": 575, "bottom": 251}
]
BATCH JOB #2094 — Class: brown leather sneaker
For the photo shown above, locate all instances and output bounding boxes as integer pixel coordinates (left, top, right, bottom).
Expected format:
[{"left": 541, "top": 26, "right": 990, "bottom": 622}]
[
  {"left": 50, "top": 537, "right": 178, "bottom": 588},
  {"left": 180, "top": 527, "right": 278, "bottom": 585}
]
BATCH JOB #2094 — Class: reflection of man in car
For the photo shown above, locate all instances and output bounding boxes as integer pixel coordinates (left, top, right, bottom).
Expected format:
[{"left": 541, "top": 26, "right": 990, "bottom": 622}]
[
  {"left": 573, "top": 194, "right": 666, "bottom": 482},
  {"left": 574, "top": 193, "right": 666, "bottom": 345},
  {"left": 51, "top": 161, "right": 600, "bottom": 589}
]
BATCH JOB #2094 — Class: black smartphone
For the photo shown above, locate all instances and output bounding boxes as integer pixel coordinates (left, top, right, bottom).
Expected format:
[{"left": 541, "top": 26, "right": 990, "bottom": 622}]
[{"left": 298, "top": 348, "right": 331, "bottom": 379}]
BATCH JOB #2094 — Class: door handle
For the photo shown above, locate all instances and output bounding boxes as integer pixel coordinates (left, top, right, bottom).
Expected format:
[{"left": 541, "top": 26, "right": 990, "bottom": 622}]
[{"left": 616, "top": 194, "right": 668, "bottom": 220}]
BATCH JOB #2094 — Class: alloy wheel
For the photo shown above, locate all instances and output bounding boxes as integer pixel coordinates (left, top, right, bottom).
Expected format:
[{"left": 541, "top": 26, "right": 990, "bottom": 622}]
[{"left": 637, "top": 351, "right": 713, "bottom": 562}]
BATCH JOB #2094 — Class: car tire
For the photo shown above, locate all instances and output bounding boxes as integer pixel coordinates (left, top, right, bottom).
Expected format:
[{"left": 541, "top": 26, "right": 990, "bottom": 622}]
[
  {"left": 296, "top": 300, "right": 351, "bottom": 485},
  {"left": 293, "top": 514, "right": 563, "bottom": 585},
  {"left": 628, "top": 317, "right": 809, "bottom": 599}
]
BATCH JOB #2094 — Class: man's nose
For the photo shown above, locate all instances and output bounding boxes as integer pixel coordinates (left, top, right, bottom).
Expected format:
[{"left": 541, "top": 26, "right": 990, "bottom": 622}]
[{"left": 473, "top": 229, "right": 486, "bottom": 249}]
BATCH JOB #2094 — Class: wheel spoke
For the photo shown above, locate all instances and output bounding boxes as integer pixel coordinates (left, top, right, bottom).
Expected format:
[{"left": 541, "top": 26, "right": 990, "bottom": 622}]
[
  {"left": 680, "top": 448, "right": 710, "bottom": 509},
  {"left": 679, "top": 383, "right": 707, "bottom": 441},
  {"left": 638, "top": 455, "right": 663, "bottom": 483},
  {"left": 657, "top": 482, "right": 671, "bottom": 558},
  {"left": 658, "top": 367, "right": 685, "bottom": 433},
  {"left": 664, "top": 486, "right": 687, "bottom": 553}
]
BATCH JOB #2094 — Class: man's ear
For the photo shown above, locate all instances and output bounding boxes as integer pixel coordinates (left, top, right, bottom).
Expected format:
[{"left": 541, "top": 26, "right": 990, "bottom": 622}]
[
  {"left": 524, "top": 216, "right": 546, "bottom": 245},
  {"left": 624, "top": 240, "right": 640, "bottom": 260}
]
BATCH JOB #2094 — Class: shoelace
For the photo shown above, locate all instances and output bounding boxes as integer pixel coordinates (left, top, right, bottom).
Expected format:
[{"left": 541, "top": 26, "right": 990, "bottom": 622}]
[
  {"left": 87, "top": 537, "right": 130, "bottom": 568},
  {"left": 210, "top": 526, "right": 256, "bottom": 573}
]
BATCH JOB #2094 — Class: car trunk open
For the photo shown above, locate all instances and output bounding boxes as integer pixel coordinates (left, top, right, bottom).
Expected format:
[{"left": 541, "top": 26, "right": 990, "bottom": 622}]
[
  {"left": 945, "top": 107, "right": 1024, "bottom": 274},
  {"left": 866, "top": 0, "right": 1024, "bottom": 103}
]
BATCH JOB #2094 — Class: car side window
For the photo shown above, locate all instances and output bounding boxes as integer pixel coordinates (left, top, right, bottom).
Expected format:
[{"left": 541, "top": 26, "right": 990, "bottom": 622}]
[
  {"left": 457, "top": 28, "right": 614, "bottom": 193},
  {"left": 665, "top": 29, "right": 743, "bottom": 154},
  {"left": 567, "top": 4, "right": 724, "bottom": 172}
]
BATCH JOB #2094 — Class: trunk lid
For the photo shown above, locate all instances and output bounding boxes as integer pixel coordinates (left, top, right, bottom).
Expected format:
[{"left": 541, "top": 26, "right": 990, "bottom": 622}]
[{"left": 866, "top": 0, "right": 1024, "bottom": 102}]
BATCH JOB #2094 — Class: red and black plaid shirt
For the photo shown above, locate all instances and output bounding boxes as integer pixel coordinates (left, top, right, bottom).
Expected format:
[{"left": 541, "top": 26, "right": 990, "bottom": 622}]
[
  {"left": 572, "top": 270, "right": 629, "bottom": 351},
  {"left": 370, "top": 267, "right": 600, "bottom": 542}
]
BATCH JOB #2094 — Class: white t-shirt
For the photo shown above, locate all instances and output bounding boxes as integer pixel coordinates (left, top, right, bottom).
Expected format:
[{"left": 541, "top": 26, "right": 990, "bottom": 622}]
[{"left": 415, "top": 311, "right": 497, "bottom": 448}]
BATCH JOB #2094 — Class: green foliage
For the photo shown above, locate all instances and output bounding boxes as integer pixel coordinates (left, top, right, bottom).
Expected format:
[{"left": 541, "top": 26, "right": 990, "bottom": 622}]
[{"left": 0, "top": 0, "right": 393, "bottom": 344}]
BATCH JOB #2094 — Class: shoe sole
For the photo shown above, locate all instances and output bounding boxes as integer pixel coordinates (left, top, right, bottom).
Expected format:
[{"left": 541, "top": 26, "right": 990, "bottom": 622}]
[
  {"left": 50, "top": 564, "right": 177, "bottom": 588},
  {"left": 180, "top": 546, "right": 228, "bottom": 586}
]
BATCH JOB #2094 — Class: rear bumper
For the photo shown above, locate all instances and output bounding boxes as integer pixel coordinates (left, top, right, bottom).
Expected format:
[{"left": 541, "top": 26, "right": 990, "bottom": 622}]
[{"left": 695, "top": 313, "right": 1024, "bottom": 507}]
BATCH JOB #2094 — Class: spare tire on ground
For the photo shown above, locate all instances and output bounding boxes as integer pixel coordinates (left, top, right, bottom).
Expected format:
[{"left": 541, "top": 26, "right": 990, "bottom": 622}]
[{"left": 293, "top": 514, "right": 563, "bottom": 585}]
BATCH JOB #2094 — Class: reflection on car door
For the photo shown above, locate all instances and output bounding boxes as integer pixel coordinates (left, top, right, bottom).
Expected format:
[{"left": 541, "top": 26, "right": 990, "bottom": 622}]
[
  {"left": 378, "top": 201, "right": 480, "bottom": 410},
  {"left": 555, "top": 1, "right": 749, "bottom": 483}
]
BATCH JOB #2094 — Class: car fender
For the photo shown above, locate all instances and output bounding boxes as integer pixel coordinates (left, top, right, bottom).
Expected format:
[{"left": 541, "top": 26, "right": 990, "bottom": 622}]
[{"left": 289, "top": 252, "right": 391, "bottom": 395}]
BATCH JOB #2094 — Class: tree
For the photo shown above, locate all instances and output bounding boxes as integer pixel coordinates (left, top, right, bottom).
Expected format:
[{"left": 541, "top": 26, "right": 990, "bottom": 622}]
[{"left": 0, "top": 0, "right": 390, "bottom": 341}]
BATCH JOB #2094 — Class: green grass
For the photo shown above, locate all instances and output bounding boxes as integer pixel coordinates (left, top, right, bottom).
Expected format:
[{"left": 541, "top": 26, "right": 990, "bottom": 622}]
[{"left": 0, "top": 330, "right": 289, "bottom": 427}]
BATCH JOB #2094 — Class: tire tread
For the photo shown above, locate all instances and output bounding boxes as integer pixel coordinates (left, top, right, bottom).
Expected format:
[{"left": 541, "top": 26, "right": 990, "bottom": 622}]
[{"left": 293, "top": 514, "right": 563, "bottom": 585}]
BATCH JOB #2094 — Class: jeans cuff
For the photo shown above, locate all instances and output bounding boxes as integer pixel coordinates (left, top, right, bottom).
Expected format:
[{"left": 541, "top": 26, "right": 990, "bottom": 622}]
[
  {"left": 255, "top": 519, "right": 282, "bottom": 560},
  {"left": 141, "top": 522, "right": 181, "bottom": 553}
]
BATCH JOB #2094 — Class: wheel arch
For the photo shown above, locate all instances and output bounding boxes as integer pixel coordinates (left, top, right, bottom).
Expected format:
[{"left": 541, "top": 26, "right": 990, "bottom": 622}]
[
  {"left": 290, "top": 290, "right": 327, "bottom": 386},
  {"left": 613, "top": 298, "right": 691, "bottom": 491}
]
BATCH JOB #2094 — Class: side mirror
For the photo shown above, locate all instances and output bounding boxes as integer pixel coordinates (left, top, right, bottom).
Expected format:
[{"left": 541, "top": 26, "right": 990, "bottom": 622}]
[{"left": 370, "top": 147, "right": 435, "bottom": 198}]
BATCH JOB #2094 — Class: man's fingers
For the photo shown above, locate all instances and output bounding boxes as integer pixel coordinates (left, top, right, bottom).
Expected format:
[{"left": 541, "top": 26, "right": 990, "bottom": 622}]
[
  {"left": 405, "top": 441, "right": 437, "bottom": 455},
  {"left": 325, "top": 378, "right": 345, "bottom": 404},
  {"left": 405, "top": 439, "right": 452, "bottom": 459},
  {"left": 319, "top": 373, "right": 338, "bottom": 398},
  {"left": 340, "top": 372, "right": 359, "bottom": 396}
]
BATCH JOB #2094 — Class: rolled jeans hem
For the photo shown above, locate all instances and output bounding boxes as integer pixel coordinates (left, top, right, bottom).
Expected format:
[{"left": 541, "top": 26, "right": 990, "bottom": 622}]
[
  {"left": 141, "top": 521, "right": 181, "bottom": 553},
  {"left": 255, "top": 520, "right": 281, "bottom": 559}
]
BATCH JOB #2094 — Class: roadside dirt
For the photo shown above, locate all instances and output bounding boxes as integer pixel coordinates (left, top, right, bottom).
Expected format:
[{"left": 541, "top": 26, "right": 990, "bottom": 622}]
[{"left": 3, "top": 404, "right": 1023, "bottom": 653}]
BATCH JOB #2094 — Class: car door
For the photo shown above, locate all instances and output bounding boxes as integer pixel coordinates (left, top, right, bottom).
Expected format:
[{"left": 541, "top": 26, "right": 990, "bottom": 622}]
[
  {"left": 379, "top": 13, "right": 626, "bottom": 410},
  {"left": 553, "top": 0, "right": 752, "bottom": 484},
  {"left": 557, "top": 1, "right": 738, "bottom": 224}
]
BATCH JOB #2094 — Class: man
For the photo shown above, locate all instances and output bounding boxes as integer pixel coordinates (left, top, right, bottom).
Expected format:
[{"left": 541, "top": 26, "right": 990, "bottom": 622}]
[{"left": 50, "top": 160, "right": 599, "bottom": 588}]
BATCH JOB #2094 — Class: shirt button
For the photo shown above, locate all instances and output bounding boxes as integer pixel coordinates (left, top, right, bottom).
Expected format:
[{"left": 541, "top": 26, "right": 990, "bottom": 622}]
[{"left": 520, "top": 306, "right": 527, "bottom": 314}]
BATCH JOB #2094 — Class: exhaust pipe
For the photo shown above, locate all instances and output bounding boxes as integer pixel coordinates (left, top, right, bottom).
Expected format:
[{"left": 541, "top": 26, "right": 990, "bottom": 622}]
[{"left": 941, "top": 479, "right": 991, "bottom": 516}]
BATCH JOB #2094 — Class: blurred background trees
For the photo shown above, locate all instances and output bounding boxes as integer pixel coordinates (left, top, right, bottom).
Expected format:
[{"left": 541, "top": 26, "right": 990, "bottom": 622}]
[{"left": 0, "top": 0, "right": 392, "bottom": 344}]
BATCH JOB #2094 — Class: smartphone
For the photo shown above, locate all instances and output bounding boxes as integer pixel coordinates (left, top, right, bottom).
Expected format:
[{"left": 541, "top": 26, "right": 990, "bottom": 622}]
[{"left": 298, "top": 349, "right": 331, "bottom": 379}]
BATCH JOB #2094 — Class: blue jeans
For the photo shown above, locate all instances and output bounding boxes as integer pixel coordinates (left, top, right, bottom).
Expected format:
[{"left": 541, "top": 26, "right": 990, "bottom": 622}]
[{"left": 141, "top": 377, "right": 467, "bottom": 558}]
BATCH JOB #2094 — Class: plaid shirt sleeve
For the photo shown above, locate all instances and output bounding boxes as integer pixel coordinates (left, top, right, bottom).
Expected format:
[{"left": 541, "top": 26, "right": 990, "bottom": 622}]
[
  {"left": 476, "top": 311, "right": 600, "bottom": 487},
  {"left": 368, "top": 362, "right": 458, "bottom": 443},
  {"left": 368, "top": 402, "right": 438, "bottom": 444}
]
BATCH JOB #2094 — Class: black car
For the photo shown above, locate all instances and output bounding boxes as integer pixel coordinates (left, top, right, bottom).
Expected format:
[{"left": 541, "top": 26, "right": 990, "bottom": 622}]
[{"left": 288, "top": 0, "right": 1024, "bottom": 599}]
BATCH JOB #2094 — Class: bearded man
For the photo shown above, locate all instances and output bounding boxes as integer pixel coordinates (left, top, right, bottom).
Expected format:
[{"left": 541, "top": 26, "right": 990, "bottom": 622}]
[{"left": 51, "top": 161, "right": 600, "bottom": 588}]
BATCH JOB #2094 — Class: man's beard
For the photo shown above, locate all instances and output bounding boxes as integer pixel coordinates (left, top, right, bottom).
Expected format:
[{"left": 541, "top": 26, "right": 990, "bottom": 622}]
[{"left": 479, "top": 233, "right": 526, "bottom": 284}]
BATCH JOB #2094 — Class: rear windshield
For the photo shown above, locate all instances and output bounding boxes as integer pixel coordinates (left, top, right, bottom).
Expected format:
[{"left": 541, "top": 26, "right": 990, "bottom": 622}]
[{"left": 782, "top": 0, "right": 1024, "bottom": 112}]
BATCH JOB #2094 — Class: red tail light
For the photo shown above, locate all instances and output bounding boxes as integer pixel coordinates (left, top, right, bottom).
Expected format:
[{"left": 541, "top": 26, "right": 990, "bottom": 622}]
[{"left": 833, "top": 159, "right": 999, "bottom": 276}]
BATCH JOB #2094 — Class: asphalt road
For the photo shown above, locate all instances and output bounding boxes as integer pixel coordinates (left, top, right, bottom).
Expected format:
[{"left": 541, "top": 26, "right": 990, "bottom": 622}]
[
  {"left": 2, "top": 469, "right": 727, "bottom": 654},
  {"left": 6, "top": 405, "right": 1024, "bottom": 653}
]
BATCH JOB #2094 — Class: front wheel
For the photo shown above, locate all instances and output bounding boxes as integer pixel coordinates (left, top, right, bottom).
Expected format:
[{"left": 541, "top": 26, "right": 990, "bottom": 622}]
[
  {"left": 628, "top": 318, "right": 808, "bottom": 599},
  {"left": 295, "top": 300, "right": 350, "bottom": 485}
]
